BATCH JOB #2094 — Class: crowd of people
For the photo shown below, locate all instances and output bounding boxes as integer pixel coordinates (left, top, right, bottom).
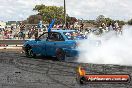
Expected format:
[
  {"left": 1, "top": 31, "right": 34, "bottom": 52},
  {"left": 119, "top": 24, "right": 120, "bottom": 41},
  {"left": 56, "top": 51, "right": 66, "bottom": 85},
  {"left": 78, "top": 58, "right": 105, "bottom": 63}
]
[
  {"left": 0, "top": 26, "right": 16, "bottom": 39},
  {"left": 98, "top": 21, "right": 123, "bottom": 35},
  {"left": 0, "top": 22, "right": 42, "bottom": 40},
  {"left": 0, "top": 21, "right": 123, "bottom": 40}
]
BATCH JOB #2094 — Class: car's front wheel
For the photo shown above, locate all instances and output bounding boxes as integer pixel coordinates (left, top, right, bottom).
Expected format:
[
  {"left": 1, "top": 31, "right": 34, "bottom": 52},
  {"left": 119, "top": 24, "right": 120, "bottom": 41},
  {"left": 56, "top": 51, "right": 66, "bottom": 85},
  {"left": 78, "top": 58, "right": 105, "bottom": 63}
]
[{"left": 25, "top": 46, "right": 36, "bottom": 58}]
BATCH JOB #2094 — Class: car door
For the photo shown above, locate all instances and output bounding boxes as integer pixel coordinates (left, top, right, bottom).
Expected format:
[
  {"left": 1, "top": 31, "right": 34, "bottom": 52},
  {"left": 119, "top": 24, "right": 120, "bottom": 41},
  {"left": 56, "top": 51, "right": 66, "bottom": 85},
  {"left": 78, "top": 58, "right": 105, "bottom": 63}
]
[
  {"left": 35, "top": 32, "right": 48, "bottom": 56},
  {"left": 45, "top": 32, "right": 66, "bottom": 56}
]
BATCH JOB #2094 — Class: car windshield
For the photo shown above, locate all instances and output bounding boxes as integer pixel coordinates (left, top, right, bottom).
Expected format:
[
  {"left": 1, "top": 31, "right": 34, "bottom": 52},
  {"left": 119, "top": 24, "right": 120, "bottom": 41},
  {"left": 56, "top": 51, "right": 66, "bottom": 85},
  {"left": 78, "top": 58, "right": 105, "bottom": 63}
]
[{"left": 63, "top": 31, "right": 86, "bottom": 40}]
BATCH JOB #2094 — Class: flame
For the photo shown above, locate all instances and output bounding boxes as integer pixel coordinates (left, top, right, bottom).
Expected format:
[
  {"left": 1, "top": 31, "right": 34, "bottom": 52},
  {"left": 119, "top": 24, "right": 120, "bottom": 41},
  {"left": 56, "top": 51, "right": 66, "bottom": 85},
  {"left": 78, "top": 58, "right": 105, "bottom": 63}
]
[{"left": 78, "top": 66, "right": 86, "bottom": 76}]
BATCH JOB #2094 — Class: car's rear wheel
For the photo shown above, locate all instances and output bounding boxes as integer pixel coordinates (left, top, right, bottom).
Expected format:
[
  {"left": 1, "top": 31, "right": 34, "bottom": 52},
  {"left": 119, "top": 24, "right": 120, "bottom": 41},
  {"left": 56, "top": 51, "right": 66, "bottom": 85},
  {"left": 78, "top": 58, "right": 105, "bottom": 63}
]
[
  {"left": 56, "top": 49, "right": 66, "bottom": 61},
  {"left": 25, "top": 46, "right": 36, "bottom": 58}
]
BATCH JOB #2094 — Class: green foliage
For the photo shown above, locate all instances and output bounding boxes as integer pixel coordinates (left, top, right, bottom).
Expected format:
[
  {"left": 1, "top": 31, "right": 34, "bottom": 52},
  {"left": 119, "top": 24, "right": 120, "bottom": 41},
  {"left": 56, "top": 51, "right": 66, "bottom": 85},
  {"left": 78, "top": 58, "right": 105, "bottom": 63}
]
[
  {"left": 115, "top": 20, "right": 125, "bottom": 27},
  {"left": 24, "top": 4, "right": 77, "bottom": 24},
  {"left": 96, "top": 15, "right": 106, "bottom": 27},
  {"left": 128, "top": 19, "right": 132, "bottom": 25},
  {"left": 86, "top": 20, "right": 96, "bottom": 25},
  {"left": 33, "top": 4, "right": 64, "bottom": 24},
  {"left": 105, "top": 18, "right": 113, "bottom": 25},
  {"left": 96, "top": 15, "right": 105, "bottom": 23},
  {"left": 66, "top": 16, "right": 77, "bottom": 24},
  {"left": 27, "top": 15, "right": 42, "bottom": 24},
  {"left": 95, "top": 15, "right": 125, "bottom": 27},
  {"left": 26, "top": 4, "right": 126, "bottom": 27}
]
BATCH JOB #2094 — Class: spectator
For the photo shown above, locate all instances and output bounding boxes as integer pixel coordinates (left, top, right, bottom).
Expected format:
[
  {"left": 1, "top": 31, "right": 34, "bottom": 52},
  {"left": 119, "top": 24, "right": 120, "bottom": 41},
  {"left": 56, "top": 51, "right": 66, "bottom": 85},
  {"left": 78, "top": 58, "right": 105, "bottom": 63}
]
[
  {"left": 66, "top": 22, "right": 70, "bottom": 29},
  {"left": 34, "top": 29, "right": 38, "bottom": 39},
  {"left": 80, "top": 23, "right": 84, "bottom": 30},
  {"left": 101, "top": 23, "right": 106, "bottom": 29},
  {"left": 11, "top": 26, "right": 14, "bottom": 30},
  {"left": 28, "top": 29, "right": 32, "bottom": 39},
  {"left": 113, "top": 21, "right": 119, "bottom": 31},
  {"left": 114, "top": 21, "right": 119, "bottom": 29},
  {"left": 108, "top": 23, "right": 113, "bottom": 31}
]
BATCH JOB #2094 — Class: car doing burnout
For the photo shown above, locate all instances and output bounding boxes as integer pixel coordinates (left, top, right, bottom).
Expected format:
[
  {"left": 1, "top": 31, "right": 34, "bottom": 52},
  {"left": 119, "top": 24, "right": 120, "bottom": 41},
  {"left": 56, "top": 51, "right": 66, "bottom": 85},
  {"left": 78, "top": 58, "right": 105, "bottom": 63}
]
[{"left": 22, "top": 30, "right": 87, "bottom": 61}]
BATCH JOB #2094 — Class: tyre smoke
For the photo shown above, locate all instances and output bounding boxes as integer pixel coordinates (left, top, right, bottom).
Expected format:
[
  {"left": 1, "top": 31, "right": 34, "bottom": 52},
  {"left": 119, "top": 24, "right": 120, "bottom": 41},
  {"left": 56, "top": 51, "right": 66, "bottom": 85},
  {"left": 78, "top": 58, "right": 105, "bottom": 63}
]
[{"left": 78, "top": 25, "right": 132, "bottom": 66}]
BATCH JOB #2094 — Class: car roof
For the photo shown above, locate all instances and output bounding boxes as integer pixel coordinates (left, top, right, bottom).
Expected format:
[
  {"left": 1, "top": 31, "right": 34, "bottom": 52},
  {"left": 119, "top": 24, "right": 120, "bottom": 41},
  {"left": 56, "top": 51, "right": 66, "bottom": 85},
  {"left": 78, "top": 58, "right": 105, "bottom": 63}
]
[{"left": 51, "top": 29, "right": 76, "bottom": 33}]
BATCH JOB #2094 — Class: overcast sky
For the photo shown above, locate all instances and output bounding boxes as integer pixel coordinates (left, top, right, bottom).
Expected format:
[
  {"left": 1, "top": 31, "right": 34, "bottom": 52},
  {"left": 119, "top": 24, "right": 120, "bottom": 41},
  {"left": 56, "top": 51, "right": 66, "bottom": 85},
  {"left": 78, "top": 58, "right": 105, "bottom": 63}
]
[{"left": 0, "top": 0, "right": 132, "bottom": 22}]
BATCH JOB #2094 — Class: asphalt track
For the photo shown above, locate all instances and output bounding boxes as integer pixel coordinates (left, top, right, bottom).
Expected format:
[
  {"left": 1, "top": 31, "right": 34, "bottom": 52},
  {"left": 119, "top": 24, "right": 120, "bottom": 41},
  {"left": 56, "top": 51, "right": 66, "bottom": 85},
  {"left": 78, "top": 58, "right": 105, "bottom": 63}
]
[{"left": 0, "top": 49, "right": 131, "bottom": 88}]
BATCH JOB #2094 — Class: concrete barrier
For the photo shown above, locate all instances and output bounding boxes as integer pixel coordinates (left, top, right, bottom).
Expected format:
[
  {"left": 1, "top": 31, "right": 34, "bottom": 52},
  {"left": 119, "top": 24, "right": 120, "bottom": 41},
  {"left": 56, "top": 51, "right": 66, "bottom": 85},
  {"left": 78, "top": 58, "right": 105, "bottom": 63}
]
[
  {"left": 0, "top": 46, "right": 22, "bottom": 49},
  {"left": 0, "top": 40, "right": 28, "bottom": 45},
  {"left": 0, "top": 40, "right": 26, "bottom": 49}
]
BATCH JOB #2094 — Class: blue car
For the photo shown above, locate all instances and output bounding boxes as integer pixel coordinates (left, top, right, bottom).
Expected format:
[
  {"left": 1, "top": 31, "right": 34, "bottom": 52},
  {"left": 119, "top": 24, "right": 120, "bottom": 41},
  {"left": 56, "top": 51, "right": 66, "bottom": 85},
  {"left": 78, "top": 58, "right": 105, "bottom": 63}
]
[{"left": 22, "top": 30, "right": 86, "bottom": 61}]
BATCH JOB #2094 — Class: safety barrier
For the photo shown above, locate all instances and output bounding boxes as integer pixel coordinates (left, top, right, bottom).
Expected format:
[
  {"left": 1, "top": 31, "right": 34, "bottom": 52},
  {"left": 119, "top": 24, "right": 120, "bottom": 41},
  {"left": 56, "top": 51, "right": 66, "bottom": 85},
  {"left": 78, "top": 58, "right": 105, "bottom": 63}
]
[
  {"left": 0, "top": 40, "right": 29, "bottom": 49},
  {"left": 0, "top": 40, "right": 28, "bottom": 45}
]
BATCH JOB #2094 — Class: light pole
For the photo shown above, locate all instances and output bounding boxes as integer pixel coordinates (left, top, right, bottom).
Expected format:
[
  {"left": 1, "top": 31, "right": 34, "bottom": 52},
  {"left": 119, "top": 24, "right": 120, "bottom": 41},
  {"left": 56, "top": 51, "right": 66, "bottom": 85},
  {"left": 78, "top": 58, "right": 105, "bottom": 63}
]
[
  {"left": 81, "top": 18, "right": 83, "bottom": 23},
  {"left": 64, "top": 0, "right": 66, "bottom": 27}
]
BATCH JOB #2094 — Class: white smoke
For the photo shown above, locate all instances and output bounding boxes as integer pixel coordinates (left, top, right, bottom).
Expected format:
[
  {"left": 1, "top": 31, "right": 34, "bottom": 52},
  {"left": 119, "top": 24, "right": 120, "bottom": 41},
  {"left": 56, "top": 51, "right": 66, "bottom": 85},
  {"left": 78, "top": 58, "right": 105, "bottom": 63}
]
[{"left": 78, "top": 25, "right": 132, "bottom": 66}]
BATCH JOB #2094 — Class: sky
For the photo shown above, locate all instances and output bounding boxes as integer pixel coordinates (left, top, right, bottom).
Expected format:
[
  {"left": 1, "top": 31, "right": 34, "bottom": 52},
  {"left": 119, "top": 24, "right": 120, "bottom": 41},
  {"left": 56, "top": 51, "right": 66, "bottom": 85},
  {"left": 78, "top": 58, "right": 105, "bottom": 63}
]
[{"left": 0, "top": 0, "right": 132, "bottom": 22}]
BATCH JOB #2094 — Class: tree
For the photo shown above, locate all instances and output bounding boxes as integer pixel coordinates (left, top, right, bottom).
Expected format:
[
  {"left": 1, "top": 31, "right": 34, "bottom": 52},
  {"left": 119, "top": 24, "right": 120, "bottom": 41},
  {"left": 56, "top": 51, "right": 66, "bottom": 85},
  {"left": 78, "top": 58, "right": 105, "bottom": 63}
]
[
  {"left": 105, "top": 18, "right": 113, "bottom": 26},
  {"left": 95, "top": 15, "right": 125, "bottom": 27},
  {"left": 96, "top": 15, "right": 105, "bottom": 25},
  {"left": 27, "top": 15, "right": 42, "bottom": 24},
  {"left": 128, "top": 19, "right": 132, "bottom": 25},
  {"left": 86, "top": 20, "right": 96, "bottom": 24},
  {"left": 33, "top": 4, "right": 65, "bottom": 24},
  {"left": 66, "top": 16, "right": 77, "bottom": 24},
  {"left": 115, "top": 20, "right": 125, "bottom": 27}
]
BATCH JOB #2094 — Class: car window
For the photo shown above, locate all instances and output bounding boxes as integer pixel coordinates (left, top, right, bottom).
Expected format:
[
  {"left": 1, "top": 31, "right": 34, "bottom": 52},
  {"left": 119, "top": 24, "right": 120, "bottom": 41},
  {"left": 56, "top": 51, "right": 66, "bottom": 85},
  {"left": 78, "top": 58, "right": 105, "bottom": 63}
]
[
  {"left": 48, "top": 32, "right": 64, "bottom": 41},
  {"left": 63, "top": 31, "right": 86, "bottom": 40},
  {"left": 59, "top": 34, "right": 65, "bottom": 41},
  {"left": 39, "top": 32, "right": 48, "bottom": 40}
]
